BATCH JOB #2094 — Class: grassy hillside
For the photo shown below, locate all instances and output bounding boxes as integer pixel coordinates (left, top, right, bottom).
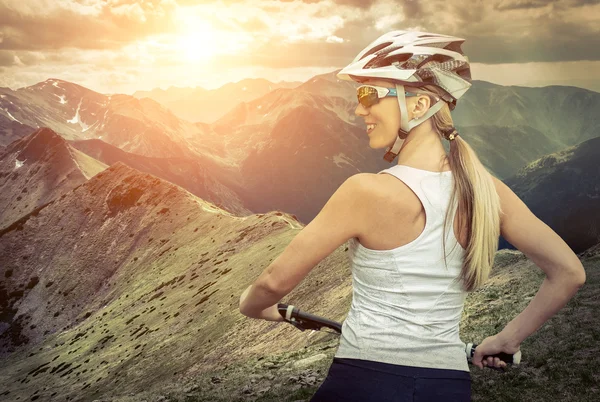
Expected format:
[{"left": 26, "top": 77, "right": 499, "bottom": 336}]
[
  {"left": 0, "top": 162, "right": 331, "bottom": 402},
  {"left": 55, "top": 248, "right": 598, "bottom": 402}
]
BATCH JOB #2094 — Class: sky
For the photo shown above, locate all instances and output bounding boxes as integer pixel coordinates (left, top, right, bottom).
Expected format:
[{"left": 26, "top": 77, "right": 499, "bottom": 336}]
[{"left": 1, "top": 0, "right": 599, "bottom": 94}]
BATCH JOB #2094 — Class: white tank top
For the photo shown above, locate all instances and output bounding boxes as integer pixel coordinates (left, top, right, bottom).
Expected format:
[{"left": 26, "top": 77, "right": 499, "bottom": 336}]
[{"left": 334, "top": 165, "right": 469, "bottom": 372}]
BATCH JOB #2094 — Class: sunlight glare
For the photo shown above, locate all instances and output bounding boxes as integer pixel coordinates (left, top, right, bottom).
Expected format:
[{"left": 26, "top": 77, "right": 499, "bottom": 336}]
[{"left": 176, "top": 19, "right": 218, "bottom": 63}]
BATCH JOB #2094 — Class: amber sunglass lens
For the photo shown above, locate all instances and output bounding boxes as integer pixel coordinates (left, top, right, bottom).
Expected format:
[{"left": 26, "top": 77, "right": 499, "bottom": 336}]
[{"left": 357, "top": 86, "right": 378, "bottom": 108}]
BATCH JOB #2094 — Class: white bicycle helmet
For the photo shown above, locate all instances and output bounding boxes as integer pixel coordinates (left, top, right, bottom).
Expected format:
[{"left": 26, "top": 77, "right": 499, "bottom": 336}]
[{"left": 338, "top": 30, "right": 472, "bottom": 162}]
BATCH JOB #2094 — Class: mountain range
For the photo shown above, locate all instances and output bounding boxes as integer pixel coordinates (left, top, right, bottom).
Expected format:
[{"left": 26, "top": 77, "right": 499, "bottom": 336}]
[
  {"left": 133, "top": 78, "right": 302, "bottom": 124},
  {"left": 1, "top": 72, "right": 599, "bottom": 230},
  {"left": 0, "top": 73, "right": 598, "bottom": 401},
  {"left": 0, "top": 80, "right": 210, "bottom": 159}
]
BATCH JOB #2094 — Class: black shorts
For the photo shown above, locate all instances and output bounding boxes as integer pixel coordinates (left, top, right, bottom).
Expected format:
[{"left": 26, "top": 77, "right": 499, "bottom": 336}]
[{"left": 310, "top": 357, "right": 471, "bottom": 402}]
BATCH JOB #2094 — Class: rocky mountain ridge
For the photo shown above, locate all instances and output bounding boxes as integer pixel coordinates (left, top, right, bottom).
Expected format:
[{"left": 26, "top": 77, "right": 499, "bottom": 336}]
[{"left": 0, "top": 128, "right": 106, "bottom": 228}]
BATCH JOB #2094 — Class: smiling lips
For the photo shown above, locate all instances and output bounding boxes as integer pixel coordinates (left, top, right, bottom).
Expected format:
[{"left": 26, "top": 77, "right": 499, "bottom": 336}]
[{"left": 367, "top": 123, "right": 377, "bottom": 134}]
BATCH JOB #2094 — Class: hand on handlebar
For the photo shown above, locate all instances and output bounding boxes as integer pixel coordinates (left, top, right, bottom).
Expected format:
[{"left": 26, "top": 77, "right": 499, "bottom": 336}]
[{"left": 471, "top": 334, "right": 521, "bottom": 370}]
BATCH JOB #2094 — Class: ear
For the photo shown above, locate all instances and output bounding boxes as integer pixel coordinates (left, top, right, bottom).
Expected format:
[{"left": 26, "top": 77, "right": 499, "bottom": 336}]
[{"left": 414, "top": 94, "right": 431, "bottom": 113}]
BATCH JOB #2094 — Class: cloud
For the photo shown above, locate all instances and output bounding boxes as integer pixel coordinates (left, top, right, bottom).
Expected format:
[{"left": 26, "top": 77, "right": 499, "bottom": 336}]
[
  {"left": 330, "top": 0, "right": 379, "bottom": 8},
  {"left": 110, "top": 3, "right": 148, "bottom": 23},
  {"left": 326, "top": 0, "right": 600, "bottom": 64},
  {"left": 0, "top": 50, "right": 15, "bottom": 66},
  {"left": 0, "top": 0, "right": 179, "bottom": 51},
  {"left": 494, "top": 0, "right": 600, "bottom": 11},
  {"left": 233, "top": 0, "right": 600, "bottom": 65},
  {"left": 566, "top": 0, "right": 600, "bottom": 6},
  {"left": 233, "top": 16, "right": 270, "bottom": 32},
  {"left": 1, "top": 0, "right": 600, "bottom": 95},
  {"left": 213, "top": 40, "right": 359, "bottom": 68},
  {"left": 493, "top": 0, "right": 550, "bottom": 11},
  {"left": 399, "top": 0, "right": 424, "bottom": 18},
  {"left": 276, "top": 0, "right": 378, "bottom": 8}
]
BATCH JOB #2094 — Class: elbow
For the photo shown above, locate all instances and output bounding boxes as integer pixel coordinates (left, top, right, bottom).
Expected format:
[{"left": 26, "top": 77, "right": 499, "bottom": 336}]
[
  {"left": 238, "top": 292, "right": 256, "bottom": 318},
  {"left": 548, "top": 267, "right": 586, "bottom": 289},
  {"left": 239, "top": 301, "right": 256, "bottom": 318},
  {"left": 238, "top": 301, "right": 246, "bottom": 316},
  {"left": 565, "top": 266, "right": 586, "bottom": 288},
  {"left": 574, "top": 271, "right": 586, "bottom": 288},
  {"left": 571, "top": 264, "right": 587, "bottom": 287}
]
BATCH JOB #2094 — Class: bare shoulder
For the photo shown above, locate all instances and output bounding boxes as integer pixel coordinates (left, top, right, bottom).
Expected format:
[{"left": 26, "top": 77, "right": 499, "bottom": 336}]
[
  {"left": 353, "top": 172, "right": 418, "bottom": 211},
  {"left": 490, "top": 172, "right": 533, "bottom": 230},
  {"left": 349, "top": 172, "right": 400, "bottom": 197},
  {"left": 343, "top": 173, "right": 379, "bottom": 200},
  {"left": 489, "top": 174, "right": 521, "bottom": 227},
  {"left": 339, "top": 173, "right": 385, "bottom": 207}
]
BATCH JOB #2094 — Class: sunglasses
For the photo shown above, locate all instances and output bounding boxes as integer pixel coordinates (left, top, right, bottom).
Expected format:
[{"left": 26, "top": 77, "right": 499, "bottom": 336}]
[{"left": 357, "top": 85, "right": 418, "bottom": 108}]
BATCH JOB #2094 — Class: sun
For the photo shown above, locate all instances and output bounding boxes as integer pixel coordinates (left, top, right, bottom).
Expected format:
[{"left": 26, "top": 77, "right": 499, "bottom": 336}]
[{"left": 176, "top": 20, "right": 218, "bottom": 63}]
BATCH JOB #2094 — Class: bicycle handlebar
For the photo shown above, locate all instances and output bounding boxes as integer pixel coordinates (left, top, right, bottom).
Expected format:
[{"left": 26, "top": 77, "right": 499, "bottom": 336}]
[{"left": 277, "top": 303, "right": 522, "bottom": 367}]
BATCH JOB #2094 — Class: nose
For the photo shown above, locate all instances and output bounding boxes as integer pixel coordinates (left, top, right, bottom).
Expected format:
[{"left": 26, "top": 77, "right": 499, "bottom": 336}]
[{"left": 355, "top": 102, "right": 369, "bottom": 117}]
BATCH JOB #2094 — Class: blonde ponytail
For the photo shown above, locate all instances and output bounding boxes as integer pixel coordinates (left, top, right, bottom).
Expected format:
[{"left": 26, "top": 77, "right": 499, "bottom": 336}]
[{"left": 430, "top": 102, "right": 503, "bottom": 292}]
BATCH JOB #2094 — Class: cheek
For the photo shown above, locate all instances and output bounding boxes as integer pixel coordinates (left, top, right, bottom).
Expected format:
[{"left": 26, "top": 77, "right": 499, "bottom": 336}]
[{"left": 381, "top": 104, "right": 401, "bottom": 132}]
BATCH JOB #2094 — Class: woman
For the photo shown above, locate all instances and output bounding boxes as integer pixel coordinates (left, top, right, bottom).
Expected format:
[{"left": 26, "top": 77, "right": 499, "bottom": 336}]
[{"left": 240, "top": 30, "right": 586, "bottom": 401}]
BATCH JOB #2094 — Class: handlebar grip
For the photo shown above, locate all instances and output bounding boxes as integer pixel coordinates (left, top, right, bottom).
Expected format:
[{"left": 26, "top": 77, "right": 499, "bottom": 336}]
[
  {"left": 465, "top": 343, "right": 521, "bottom": 366},
  {"left": 276, "top": 303, "right": 342, "bottom": 333}
]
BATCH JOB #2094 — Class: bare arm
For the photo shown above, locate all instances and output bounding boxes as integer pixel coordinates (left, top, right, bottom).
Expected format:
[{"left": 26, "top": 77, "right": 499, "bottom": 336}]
[{"left": 491, "top": 176, "right": 586, "bottom": 348}]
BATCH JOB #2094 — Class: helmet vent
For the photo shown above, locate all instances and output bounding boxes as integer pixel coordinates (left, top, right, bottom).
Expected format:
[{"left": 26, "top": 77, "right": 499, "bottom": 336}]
[
  {"left": 417, "top": 54, "right": 453, "bottom": 68},
  {"left": 359, "top": 42, "right": 393, "bottom": 61},
  {"left": 415, "top": 41, "right": 451, "bottom": 49},
  {"left": 443, "top": 41, "right": 464, "bottom": 53},
  {"left": 364, "top": 52, "right": 412, "bottom": 69},
  {"left": 456, "top": 64, "right": 472, "bottom": 80}
]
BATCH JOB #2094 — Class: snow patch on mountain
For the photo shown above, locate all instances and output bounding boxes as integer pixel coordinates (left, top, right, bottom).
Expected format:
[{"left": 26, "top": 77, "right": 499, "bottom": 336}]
[
  {"left": 82, "top": 121, "right": 98, "bottom": 133},
  {"left": 67, "top": 98, "right": 82, "bottom": 124},
  {"left": 54, "top": 94, "right": 67, "bottom": 104},
  {"left": 14, "top": 159, "right": 24, "bottom": 169},
  {"left": 3, "top": 108, "right": 22, "bottom": 124},
  {"left": 67, "top": 98, "right": 92, "bottom": 132}
]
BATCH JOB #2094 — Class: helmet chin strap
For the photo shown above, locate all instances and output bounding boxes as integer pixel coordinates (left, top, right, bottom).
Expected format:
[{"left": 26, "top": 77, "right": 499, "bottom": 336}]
[{"left": 383, "top": 84, "right": 445, "bottom": 163}]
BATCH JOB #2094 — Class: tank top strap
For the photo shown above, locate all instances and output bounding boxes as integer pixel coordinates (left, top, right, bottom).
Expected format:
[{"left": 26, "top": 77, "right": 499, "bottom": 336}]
[{"left": 377, "top": 165, "right": 454, "bottom": 228}]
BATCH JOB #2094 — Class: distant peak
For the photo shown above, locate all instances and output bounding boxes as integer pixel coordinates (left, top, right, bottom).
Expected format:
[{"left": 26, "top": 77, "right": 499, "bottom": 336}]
[
  {"left": 85, "top": 161, "right": 193, "bottom": 216},
  {"left": 106, "top": 161, "right": 136, "bottom": 173},
  {"left": 236, "top": 77, "right": 272, "bottom": 84},
  {"left": 29, "top": 127, "right": 64, "bottom": 143},
  {"left": 4, "top": 127, "right": 69, "bottom": 163},
  {"left": 13, "top": 128, "right": 66, "bottom": 152},
  {"left": 22, "top": 78, "right": 102, "bottom": 96},
  {"left": 97, "top": 161, "right": 160, "bottom": 183},
  {"left": 45, "top": 78, "right": 67, "bottom": 83}
]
